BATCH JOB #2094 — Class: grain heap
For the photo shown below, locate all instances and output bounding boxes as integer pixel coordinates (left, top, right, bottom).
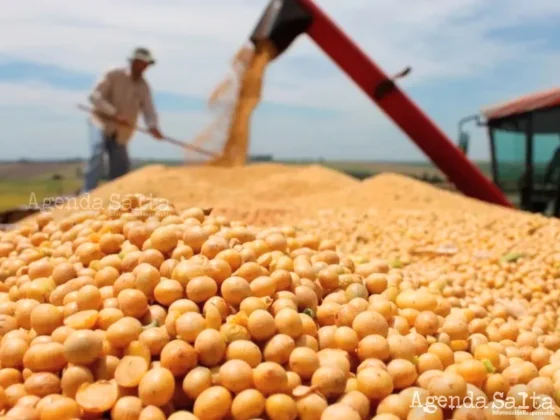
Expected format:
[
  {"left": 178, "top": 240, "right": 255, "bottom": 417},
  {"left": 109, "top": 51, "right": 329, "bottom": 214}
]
[
  {"left": 296, "top": 173, "right": 515, "bottom": 214},
  {"left": 39, "top": 163, "right": 360, "bottom": 224},
  {"left": 3, "top": 182, "right": 560, "bottom": 419},
  {"left": 35, "top": 164, "right": 522, "bottom": 231}
]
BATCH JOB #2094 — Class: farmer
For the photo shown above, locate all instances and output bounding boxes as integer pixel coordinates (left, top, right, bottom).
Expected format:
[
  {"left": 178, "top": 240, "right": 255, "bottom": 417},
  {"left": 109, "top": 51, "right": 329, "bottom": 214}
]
[{"left": 82, "top": 47, "right": 164, "bottom": 192}]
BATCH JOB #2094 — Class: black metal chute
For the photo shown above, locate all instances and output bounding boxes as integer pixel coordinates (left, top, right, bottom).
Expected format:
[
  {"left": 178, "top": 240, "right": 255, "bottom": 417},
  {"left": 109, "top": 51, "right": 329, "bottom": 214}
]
[{"left": 249, "top": 0, "right": 313, "bottom": 58}]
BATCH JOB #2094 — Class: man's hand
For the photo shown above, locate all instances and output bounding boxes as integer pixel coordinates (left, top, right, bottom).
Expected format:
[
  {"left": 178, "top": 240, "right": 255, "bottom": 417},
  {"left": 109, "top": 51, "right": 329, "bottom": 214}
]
[{"left": 149, "top": 127, "right": 164, "bottom": 140}]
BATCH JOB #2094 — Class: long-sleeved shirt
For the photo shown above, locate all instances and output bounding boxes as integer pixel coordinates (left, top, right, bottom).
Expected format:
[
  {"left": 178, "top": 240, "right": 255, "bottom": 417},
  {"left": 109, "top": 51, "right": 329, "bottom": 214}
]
[{"left": 88, "top": 66, "right": 158, "bottom": 145}]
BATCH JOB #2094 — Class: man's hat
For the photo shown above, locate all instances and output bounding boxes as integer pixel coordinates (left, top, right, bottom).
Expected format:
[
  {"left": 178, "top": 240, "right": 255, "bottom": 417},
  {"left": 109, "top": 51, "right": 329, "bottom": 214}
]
[{"left": 129, "top": 47, "right": 155, "bottom": 65}]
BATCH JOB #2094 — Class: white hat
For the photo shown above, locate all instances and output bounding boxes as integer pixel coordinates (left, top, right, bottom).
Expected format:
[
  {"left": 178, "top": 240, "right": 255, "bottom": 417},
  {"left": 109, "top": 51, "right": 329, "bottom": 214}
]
[{"left": 129, "top": 47, "right": 155, "bottom": 65}]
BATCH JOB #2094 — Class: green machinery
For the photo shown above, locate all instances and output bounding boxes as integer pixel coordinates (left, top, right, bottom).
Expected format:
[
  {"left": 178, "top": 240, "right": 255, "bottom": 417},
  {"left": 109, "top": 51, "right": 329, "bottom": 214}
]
[{"left": 459, "top": 88, "right": 560, "bottom": 216}]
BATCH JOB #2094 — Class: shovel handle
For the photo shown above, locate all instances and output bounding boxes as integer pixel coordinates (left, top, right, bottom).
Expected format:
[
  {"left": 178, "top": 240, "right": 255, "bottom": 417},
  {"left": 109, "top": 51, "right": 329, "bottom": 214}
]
[{"left": 77, "top": 104, "right": 219, "bottom": 158}]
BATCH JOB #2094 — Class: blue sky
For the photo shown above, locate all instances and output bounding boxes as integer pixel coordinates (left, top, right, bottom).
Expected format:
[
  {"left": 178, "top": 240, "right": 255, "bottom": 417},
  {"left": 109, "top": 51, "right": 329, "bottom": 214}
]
[{"left": 0, "top": 0, "right": 558, "bottom": 162}]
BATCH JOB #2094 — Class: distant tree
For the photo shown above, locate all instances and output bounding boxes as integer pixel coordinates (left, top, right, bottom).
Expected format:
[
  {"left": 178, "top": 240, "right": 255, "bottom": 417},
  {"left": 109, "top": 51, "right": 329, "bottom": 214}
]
[{"left": 52, "top": 173, "right": 63, "bottom": 181}]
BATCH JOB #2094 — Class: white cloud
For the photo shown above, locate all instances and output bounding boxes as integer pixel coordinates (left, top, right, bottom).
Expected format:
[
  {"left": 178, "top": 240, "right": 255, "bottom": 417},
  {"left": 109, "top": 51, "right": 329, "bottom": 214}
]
[
  {"left": 0, "top": 0, "right": 558, "bottom": 161},
  {"left": 1, "top": 0, "right": 559, "bottom": 106},
  {"left": 0, "top": 82, "right": 82, "bottom": 109}
]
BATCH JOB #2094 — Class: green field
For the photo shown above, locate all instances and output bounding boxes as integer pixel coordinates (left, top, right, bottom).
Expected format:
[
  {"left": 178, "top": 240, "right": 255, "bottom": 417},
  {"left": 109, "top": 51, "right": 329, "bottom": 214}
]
[
  {"left": 0, "top": 159, "right": 491, "bottom": 212},
  {"left": 0, "top": 164, "right": 83, "bottom": 211}
]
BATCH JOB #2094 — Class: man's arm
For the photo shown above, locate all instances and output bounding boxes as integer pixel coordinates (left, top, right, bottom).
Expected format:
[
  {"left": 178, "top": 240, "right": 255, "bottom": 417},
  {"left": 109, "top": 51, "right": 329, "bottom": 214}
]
[
  {"left": 88, "top": 70, "right": 117, "bottom": 117},
  {"left": 142, "top": 85, "right": 163, "bottom": 139}
]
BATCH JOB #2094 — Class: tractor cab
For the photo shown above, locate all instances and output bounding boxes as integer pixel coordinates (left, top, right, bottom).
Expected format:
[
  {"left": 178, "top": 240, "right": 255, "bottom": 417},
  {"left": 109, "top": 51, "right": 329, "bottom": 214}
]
[{"left": 460, "top": 88, "right": 560, "bottom": 216}]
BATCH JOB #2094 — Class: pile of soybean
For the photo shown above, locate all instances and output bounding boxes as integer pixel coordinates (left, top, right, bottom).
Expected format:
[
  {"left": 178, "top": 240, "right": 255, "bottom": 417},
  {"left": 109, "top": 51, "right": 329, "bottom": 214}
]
[
  {"left": 37, "top": 164, "right": 510, "bottom": 228},
  {"left": 3, "top": 193, "right": 560, "bottom": 419}
]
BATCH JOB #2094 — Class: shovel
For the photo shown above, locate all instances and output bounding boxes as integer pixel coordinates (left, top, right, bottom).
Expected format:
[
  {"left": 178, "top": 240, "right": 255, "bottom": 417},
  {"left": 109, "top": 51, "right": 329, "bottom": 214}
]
[{"left": 77, "top": 104, "right": 219, "bottom": 158}]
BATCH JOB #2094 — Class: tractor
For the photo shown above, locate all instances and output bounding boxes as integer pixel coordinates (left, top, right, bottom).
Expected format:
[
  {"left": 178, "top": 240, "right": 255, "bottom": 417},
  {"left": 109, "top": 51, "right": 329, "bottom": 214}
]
[{"left": 459, "top": 88, "right": 560, "bottom": 216}]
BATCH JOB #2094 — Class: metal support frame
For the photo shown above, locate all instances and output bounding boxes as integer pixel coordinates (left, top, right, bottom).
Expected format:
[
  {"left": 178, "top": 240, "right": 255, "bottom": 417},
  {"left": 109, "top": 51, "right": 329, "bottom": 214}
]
[
  {"left": 522, "top": 114, "right": 534, "bottom": 211},
  {"left": 487, "top": 126, "right": 499, "bottom": 190},
  {"left": 458, "top": 115, "right": 484, "bottom": 134},
  {"left": 554, "top": 173, "right": 560, "bottom": 217},
  {"left": 457, "top": 114, "right": 485, "bottom": 155},
  {"left": 249, "top": 0, "right": 512, "bottom": 208}
]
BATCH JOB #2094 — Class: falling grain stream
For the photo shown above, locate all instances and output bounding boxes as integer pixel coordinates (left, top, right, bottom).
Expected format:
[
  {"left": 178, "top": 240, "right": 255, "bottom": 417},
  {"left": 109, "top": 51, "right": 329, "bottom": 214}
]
[{"left": 198, "top": 41, "right": 277, "bottom": 166}]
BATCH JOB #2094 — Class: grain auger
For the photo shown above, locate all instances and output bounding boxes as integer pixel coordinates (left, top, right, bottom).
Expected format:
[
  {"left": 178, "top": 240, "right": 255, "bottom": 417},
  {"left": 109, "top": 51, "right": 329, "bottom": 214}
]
[{"left": 246, "top": 0, "right": 512, "bottom": 208}]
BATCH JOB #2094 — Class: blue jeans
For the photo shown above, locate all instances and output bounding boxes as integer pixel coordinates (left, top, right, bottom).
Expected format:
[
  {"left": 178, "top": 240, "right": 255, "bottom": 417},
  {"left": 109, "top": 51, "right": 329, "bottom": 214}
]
[{"left": 83, "top": 123, "right": 130, "bottom": 192}]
